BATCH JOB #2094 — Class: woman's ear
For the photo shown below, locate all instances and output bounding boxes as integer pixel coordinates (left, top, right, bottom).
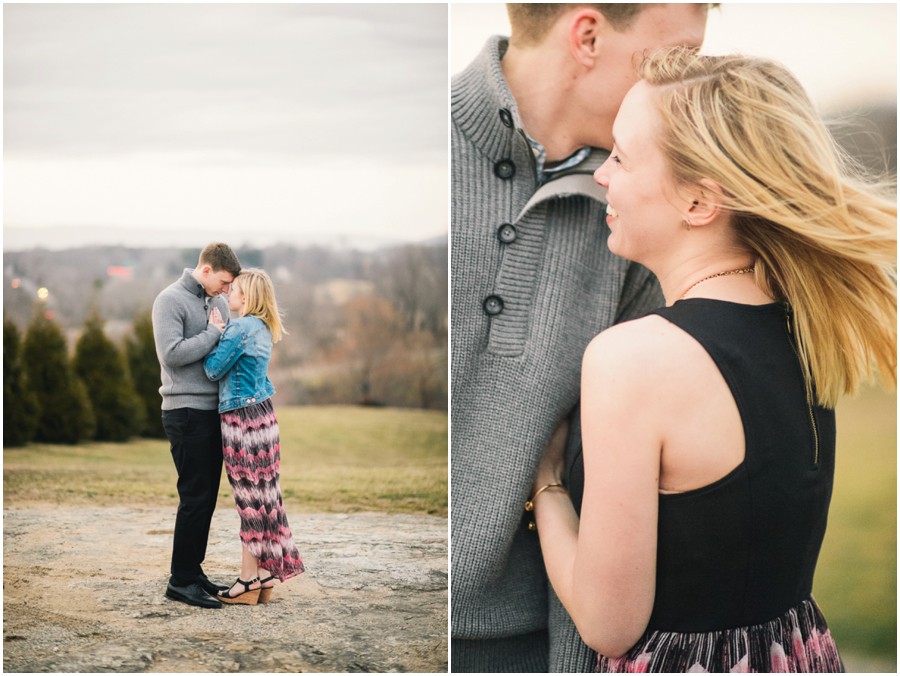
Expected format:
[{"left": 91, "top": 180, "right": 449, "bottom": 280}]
[{"left": 683, "top": 179, "right": 724, "bottom": 228}]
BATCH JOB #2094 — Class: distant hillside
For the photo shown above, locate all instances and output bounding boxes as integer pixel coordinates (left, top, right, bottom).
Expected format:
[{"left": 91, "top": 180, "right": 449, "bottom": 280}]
[
  {"left": 2, "top": 223, "right": 447, "bottom": 255},
  {"left": 3, "top": 240, "right": 447, "bottom": 334}
]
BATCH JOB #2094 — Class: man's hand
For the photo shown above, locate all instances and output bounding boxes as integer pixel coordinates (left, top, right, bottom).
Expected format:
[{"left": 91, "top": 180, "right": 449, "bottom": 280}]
[{"left": 209, "top": 307, "right": 226, "bottom": 332}]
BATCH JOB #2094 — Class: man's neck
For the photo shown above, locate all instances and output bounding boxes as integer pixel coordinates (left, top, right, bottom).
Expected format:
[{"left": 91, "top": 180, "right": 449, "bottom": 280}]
[{"left": 501, "top": 43, "right": 613, "bottom": 160}]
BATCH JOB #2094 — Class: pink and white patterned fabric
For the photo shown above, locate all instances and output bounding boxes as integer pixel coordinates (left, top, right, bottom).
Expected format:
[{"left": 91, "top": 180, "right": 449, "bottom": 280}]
[
  {"left": 220, "top": 398, "right": 304, "bottom": 582},
  {"left": 598, "top": 597, "right": 843, "bottom": 673}
]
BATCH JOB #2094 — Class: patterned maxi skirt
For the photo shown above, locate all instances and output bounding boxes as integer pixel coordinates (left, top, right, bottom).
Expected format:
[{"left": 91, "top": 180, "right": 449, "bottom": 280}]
[
  {"left": 597, "top": 597, "right": 843, "bottom": 673},
  {"left": 220, "top": 398, "right": 305, "bottom": 581}
]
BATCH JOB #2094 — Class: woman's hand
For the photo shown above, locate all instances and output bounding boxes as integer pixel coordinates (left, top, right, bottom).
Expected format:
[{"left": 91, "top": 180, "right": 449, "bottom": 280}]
[
  {"left": 533, "top": 417, "right": 568, "bottom": 493},
  {"left": 209, "top": 307, "right": 225, "bottom": 332}
]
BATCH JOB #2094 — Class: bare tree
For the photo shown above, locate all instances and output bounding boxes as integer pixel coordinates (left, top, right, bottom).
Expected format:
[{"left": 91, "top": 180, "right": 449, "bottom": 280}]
[
  {"left": 377, "top": 244, "right": 448, "bottom": 336},
  {"left": 341, "top": 295, "right": 402, "bottom": 405}
]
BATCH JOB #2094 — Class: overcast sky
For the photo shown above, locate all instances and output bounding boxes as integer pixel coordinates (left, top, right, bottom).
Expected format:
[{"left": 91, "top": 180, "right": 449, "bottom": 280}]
[
  {"left": 4, "top": 3, "right": 448, "bottom": 251},
  {"left": 451, "top": 3, "right": 897, "bottom": 112}
]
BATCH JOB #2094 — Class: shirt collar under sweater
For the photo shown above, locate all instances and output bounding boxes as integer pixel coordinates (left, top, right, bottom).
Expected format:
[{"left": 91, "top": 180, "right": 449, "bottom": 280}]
[
  {"left": 452, "top": 35, "right": 610, "bottom": 207},
  {"left": 525, "top": 130, "right": 592, "bottom": 186}
]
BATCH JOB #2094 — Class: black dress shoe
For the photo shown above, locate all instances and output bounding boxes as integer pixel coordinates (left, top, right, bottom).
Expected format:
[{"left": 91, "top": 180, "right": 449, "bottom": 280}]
[
  {"left": 165, "top": 581, "right": 222, "bottom": 608},
  {"left": 196, "top": 573, "right": 230, "bottom": 595}
]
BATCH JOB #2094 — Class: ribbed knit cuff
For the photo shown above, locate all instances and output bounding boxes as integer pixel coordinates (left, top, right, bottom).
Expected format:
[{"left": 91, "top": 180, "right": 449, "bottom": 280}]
[
  {"left": 549, "top": 588, "right": 597, "bottom": 672},
  {"left": 451, "top": 630, "right": 549, "bottom": 673}
]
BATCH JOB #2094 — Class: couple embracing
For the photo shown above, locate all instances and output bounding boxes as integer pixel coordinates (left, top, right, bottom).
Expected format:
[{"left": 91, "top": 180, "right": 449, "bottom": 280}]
[
  {"left": 452, "top": 3, "right": 895, "bottom": 673},
  {"left": 152, "top": 242, "right": 304, "bottom": 609}
]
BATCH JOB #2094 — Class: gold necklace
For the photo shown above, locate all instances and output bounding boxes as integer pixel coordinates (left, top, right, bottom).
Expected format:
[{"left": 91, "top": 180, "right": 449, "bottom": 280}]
[{"left": 680, "top": 266, "right": 755, "bottom": 300}]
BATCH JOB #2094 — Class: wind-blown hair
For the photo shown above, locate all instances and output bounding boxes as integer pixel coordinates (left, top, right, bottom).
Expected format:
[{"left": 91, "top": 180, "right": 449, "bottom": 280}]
[
  {"left": 640, "top": 47, "right": 896, "bottom": 407},
  {"left": 234, "top": 268, "right": 286, "bottom": 344}
]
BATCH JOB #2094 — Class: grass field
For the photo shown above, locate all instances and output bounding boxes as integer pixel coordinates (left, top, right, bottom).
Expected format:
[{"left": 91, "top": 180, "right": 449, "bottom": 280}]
[
  {"left": 3, "top": 405, "right": 448, "bottom": 516},
  {"left": 4, "top": 391, "right": 895, "bottom": 664},
  {"left": 813, "top": 385, "right": 896, "bottom": 666}
]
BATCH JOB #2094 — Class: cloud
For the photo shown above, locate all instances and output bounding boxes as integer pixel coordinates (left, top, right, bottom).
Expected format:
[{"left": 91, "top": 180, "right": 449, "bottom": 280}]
[{"left": 4, "top": 4, "right": 448, "bottom": 161}]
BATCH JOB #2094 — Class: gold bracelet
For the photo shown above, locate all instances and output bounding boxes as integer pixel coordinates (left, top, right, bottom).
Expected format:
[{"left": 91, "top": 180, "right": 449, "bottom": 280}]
[{"left": 524, "top": 482, "right": 567, "bottom": 531}]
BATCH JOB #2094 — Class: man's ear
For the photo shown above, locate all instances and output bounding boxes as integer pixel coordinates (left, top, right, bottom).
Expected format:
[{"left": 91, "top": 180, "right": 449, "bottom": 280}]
[
  {"left": 568, "top": 8, "right": 605, "bottom": 67},
  {"left": 684, "top": 179, "right": 725, "bottom": 227}
]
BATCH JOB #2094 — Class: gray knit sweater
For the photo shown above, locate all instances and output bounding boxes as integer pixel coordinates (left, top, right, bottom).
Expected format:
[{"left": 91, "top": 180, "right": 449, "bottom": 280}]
[
  {"left": 451, "top": 36, "right": 664, "bottom": 671},
  {"left": 152, "top": 268, "right": 230, "bottom": 411}
]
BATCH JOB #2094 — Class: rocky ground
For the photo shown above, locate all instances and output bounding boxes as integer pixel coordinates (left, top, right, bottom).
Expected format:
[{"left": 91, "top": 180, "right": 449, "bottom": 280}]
[{"left": 3, "top": 506, "right": 447, "bottom": 673}]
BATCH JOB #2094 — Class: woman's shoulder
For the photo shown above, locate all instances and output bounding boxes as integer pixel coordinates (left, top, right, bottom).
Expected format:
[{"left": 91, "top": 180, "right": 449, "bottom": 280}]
[
  {"left": 584, "top": 314, "right": 703, "bottom": 384},
  {"left": 231, "top": 315, "right": 271, "bottom": 336},
  {"left": 586, "top": 314, "right": 681, "bottom": 358},
  {"left": 229, "top": 315, "right": 263, "bottom": 328},
  {"left": 221, "top": 316, "right": 252, "bottom": 338}
]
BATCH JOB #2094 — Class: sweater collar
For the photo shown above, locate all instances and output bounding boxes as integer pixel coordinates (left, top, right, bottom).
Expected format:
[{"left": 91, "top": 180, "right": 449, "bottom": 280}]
[
  {"left": 179, "top": 268, "right": 206, "bottom": 299},
  {"left": 453, "top": 35, "right": 609, "bottom": 210},
  {"left": 452, "top": 35, "right": 523, "bottom": 162}
]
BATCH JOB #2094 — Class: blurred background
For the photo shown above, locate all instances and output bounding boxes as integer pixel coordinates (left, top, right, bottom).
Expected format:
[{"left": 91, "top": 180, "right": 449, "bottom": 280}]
[
  {"left": 450, "top": 3, "right": 897, "bottom": 672},
  {"left": 5, "top": 3, "right": 448, "bottom": 413}
]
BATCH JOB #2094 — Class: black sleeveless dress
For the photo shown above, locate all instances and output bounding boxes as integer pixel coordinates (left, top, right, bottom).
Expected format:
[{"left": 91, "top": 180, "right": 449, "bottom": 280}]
[{"left": 567, "top": 299, "right": 844, "bottom": 673}]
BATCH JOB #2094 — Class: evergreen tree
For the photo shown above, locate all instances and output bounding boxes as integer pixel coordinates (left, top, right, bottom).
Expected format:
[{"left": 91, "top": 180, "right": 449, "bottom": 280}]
[
  {"left": 23, "top": 309, "right": 96, "bottom": 444},
  {"left": 125, "top": 310, "right": 165, "bottom": 437},
  {"left": 3, "top": 317, "right": 41, "bottom": 447},
  {"left": 73, "top": 310, "right": 146, "bottom": 442}
]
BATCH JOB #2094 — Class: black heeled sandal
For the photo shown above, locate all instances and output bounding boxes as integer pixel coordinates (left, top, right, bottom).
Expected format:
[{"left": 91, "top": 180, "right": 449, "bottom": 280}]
[
  {"left": 218, "top": 577, "right": 261, "bottom": 605},
  {"left": 258, "top": 575, "right": 276, "bottom": 604}
]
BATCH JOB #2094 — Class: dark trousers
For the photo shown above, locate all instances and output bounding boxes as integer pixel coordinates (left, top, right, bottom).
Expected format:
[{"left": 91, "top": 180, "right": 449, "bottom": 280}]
[{"left": 162, "top": 407, "right": 223, "bottom": 586}]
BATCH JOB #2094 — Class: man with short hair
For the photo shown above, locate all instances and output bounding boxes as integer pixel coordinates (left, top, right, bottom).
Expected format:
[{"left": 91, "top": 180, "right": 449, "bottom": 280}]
[
  {"left": 152, "top": 242, "right": 242, "bottom": 608},
  {"left": 451, "top": 4, "right": 712, "bottom": 671}
]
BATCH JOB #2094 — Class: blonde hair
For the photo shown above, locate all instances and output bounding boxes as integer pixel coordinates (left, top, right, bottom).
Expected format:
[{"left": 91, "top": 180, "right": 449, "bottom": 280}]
[
  {"left": 640, "top": 47, "right": 896, "bottom": 408},
  {"left": 234, "top": 268, "right": 286, "bottom": 344}
]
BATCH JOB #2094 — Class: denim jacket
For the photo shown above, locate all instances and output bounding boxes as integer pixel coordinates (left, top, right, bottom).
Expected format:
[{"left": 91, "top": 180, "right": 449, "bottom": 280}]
[{"left": 203, "top": 316, "right": 276, "bottom": 413}]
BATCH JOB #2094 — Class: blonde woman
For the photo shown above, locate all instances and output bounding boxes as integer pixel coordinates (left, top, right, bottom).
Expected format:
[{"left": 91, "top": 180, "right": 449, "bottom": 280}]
[
  {"left": 530, "top": 49, "right": 895, "bottom": 672},
  {"left": 204, "top": 268, "right": 305, "bottom": 605}
]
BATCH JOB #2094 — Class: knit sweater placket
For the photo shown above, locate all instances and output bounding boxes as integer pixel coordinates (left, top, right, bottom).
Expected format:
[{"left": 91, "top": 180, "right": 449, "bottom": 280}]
[{"left": 451, "top": 36, "right": 664, "bottom": 672}]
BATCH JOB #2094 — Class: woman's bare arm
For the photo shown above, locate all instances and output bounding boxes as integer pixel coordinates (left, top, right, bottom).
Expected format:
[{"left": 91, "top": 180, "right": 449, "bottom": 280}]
[{"left": 533, "top": 320, "right": 665, "bottom": 658}]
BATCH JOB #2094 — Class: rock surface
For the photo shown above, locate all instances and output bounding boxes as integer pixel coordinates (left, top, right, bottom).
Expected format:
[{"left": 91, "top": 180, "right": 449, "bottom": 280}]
[{"left": 3, "top": 507, "right": 448, "bottom": 673}]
